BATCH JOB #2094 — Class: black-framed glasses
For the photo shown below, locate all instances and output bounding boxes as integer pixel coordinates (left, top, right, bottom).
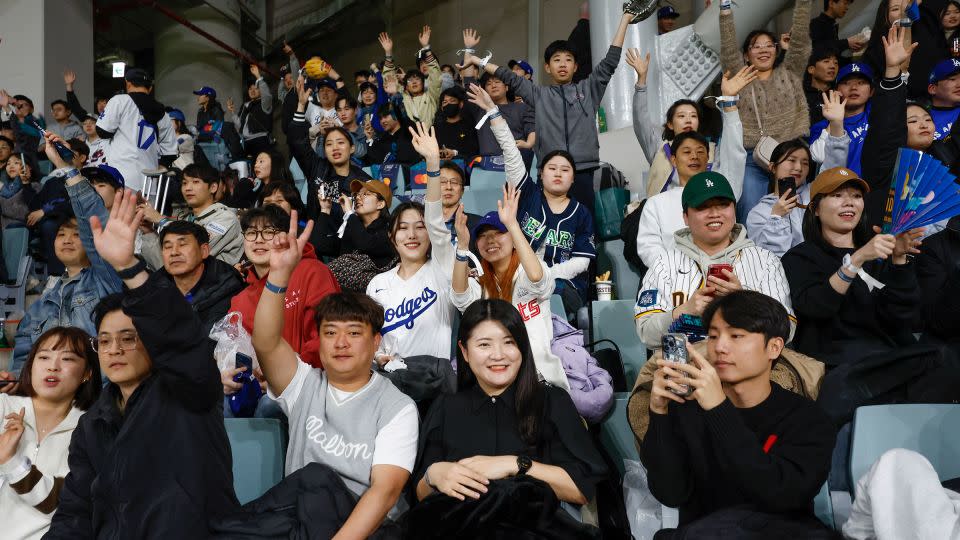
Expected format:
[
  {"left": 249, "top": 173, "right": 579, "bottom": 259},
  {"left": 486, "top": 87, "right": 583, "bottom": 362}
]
[
  {"left": 91, "top": 333, "right": 139, "bottom": 352},
  {"left": 243, "top": 228, "right": 279, "bottom": 242}
]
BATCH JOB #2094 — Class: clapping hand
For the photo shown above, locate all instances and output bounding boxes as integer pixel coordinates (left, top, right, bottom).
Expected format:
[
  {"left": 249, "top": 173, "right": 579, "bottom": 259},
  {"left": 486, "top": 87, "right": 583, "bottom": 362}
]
[{"left": 454, "top": 204, "right": 470, "bottom": 247}]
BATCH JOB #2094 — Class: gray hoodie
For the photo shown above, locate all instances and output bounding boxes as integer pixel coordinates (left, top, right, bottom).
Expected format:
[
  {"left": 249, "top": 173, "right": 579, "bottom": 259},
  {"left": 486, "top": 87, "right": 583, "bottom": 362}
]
[{"left": 634, "top": 225, "right": 795, "bottom": 348}]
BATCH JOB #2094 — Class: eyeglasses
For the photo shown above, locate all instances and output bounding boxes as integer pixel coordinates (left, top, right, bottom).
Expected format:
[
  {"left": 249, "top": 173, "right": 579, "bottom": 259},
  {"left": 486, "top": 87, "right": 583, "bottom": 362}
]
[
  {"left": 440, "top": 179, "right": 462, "bottom": 187},
  {"left": 92, "top": 333, "right": 139, "bottom": 352},
  {"left": 243, "top": 228, "right": 278, "bottom": 241},
  {"left": 750, "top": 43, "right": 777, "bottom": 51}
]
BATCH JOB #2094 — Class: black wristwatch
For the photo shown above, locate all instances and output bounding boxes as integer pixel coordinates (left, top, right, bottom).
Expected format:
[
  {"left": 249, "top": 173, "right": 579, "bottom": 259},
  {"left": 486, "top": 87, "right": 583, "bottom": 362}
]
[
  {"left": 116, "top": 259, "right": 147, "bottom": 280},
  {"left": 516, "top": 455, "right": 532, "bottom": 476}
]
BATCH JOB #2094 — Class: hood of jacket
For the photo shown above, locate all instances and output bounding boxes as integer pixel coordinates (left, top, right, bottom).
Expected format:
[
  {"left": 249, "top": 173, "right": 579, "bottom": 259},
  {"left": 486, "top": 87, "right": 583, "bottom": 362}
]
[
  {"left": 243, "top": 242, "right": 319, "bottom": 285},
  {"left": 673, "top": 224, "right": 755, "bottom": 271}
]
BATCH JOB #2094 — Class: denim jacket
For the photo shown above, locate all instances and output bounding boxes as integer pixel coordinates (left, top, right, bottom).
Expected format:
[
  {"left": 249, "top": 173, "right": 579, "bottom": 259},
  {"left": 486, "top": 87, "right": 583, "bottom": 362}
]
[{"left": 11, "top": 179, "right": 122, "bottom": 373}]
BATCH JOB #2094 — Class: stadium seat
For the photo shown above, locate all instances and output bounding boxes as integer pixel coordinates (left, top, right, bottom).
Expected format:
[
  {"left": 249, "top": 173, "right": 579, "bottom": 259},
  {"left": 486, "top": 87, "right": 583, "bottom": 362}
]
[
  {"left": 468, "top": 168, "right": 507, "bottom": 189},
  {"left": 550, "top": 293, "right": 565, "bottom": 319},
  {"left": 813, "top": 481, "right": 835, "bottom": 529},
  {"left": 460, "top": 188, "right": 502, "bottom": 216},
  {"left": 197, "top": 141, "right": 231, "bottom": 171},
  {"left": 225, "top": 418, "right": 286, "bottom": 505},
  {"left": 598, "top": 392, "right": 639, "bottom": 477},
  {"left": 590, "top": 300, "right": 647, "bottom": 389},
  {"left": 848, "top": 404, "right": 960, "bottom": 492},
  {"left": 289, "top": 157, "right": 306, "bottom": 182},
  {"left": 597, "top": 239, "right": 642, "bottom": 301},
  {"left": 0, "top": 227, "right": 32, "bottom": 320}
]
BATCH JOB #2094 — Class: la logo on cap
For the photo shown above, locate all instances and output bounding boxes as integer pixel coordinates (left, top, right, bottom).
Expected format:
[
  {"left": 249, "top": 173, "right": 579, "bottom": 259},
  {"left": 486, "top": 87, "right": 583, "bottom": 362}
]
[
  {"left": 954, "top": 59, "right": 960, "bottom": 67},
  {"left": 705, "top": 179, "right": 714, "bottom": 187},
  {"left": 851, "top": 65, "right": 860, "bottom": 72}
]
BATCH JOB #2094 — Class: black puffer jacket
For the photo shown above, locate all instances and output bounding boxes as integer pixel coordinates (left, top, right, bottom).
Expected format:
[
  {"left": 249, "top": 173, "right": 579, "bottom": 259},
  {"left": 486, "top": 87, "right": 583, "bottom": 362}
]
[
  {"left": 158, "top": 256, "right": 246, "bottom": 334},
  {"left": 916, "top": 216, "right": 960, "bottom": 341},
  {"left": 45, "top": 274, "right": 239, "bottom": 540}
]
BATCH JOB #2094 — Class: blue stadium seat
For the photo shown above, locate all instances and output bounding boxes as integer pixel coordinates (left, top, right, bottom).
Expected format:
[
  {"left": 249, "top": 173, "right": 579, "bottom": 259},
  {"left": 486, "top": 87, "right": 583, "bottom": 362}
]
[
  {"left": 197, "top": 141, "right": 231, "bottom": 171},
  {"left": 460, "top": 188, "right": 502, "bottom": 216},
  {"left": 1, "top": 227, "right": 32, "bottom": 319},
  {"left": 590, "top": 300, "right": 647, "bottom": 389},
  {"left": 288, "top": 158, "right": 306, "bottom": 182},
  {"left": 550, "top": 294, "right": 565, "bottom": 319},
  {"left": 225, "top": 418, "right": 286, "bottom": 504},
  {"left": 813, "top": 481, "right": 835, "bottom": 529},
  {"left": 597, "top": 239, "right": 643, "bottom": 301},
  {"left": 468, "top": 168, "right": 507, "bottom": 189},
  {"left": 599, "top": 392, "right": 639, "bottom": 477},
  {"left": 849, "top": 404, "right": 960, "bottom": 492}
]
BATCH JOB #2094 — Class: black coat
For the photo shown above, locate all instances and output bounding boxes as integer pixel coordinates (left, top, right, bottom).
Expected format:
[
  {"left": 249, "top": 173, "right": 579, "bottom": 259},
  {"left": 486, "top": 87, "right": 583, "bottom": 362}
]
[
  {"left": 916, "top": 217, "right": 960, "bottom": 341},
  {"left": 311, "top": 212, "right": 394, "bottom": 268},
  {"left": 158, "top": 256, "right": 246, "bottom": 335},
  {"left": 45, "top": 274, "right": 239, "bottom": 540},
  {"left": 859, "top": 73, "right": 908, "bottom": 229}
]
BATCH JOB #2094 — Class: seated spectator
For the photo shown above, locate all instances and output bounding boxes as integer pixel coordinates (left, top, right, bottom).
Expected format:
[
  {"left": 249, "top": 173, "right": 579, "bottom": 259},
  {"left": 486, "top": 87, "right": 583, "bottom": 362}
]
[
  {"left": 927, "top": 58, "right": 960, "bottom": 140},
  {"left": 803, "top": 46, "right": 839, "bottom": 126},
  {"left": 0, "top": 135, "right": 13, "bottom": 179},
  {"left": 406, "top": 299, "right": 607, "bottom": 538},
  {"left": 80, "top": 114, "right": 107, "bottom": 167},
  {"left": 0, "top": 327, "right": 101, "bottom": 540},
  {"left": 45, "top": 191, "right": 238, "bottom": 538},
  {"left": 657, "top": 5, "right": 680, "bottom": 34},
  {"left": 313, "top": 179, "right": 395, "bottom": 292},
  {"left": 141, "top": 163, "right": 243, "bottom": 266},
  {"left": 228, "top": 148, "right": 293, "bottom": 209},
  {"left": 154, "top": 221, "right": 245, "bottom": 333},
  {"left": 808, "top": 62, "right": 874, "bottom": 174},
  {"left": 810, "top": 0, "right": 866, "bottom": 57},
  {"left": 1, "top": 152, "right": 38, "bottom": 230},
  {"left": 641, "top": 291, "right": 836, "bottom": 536},
  {"left": 10, "top": 134, "right": 122, "bottom": 375},
  {"left": 460, "top": 30, "right": 536, "bottom": 162},
  {"left": 434, "top": 86, "right": 479, "bottom": 161},
  {"left": 468, "top": 84, "right": 595, "bottom": 306},
  {"left": 262, "top": 181, "right": 306, "bottom": 217},
  {"left": 226, "top": 64, "right": 274, "bottom": 159},
  {"left": 167, "top": 109, "right": 195, "bottom": 170},
  {"left": 380, "top": 28, "right": 442, "bottom": 126},
  {"left": 251, "top": 220, "right": 417, "bottom": 537},
  {"left": 437, "top": 161, "right": 480, "bottom": 246},
  {"left": 628, "top": 48, "right": 716, "bottom": 198},
  {"left": 365, "top": 101, "right": 420, "bottom": 167},
  {"left": 915, "top": 215, "right": 960, "bottom": 344},
  {"left": 230, "top": 205, "right": 339, "bottom": 369},
  {"left": 358, "top": 81, "right": 387, "bottom": 134},
  {"left": 39, "top": 100, "right": 83, "bottom": 156},
  {"left": 28, "top": 138, "right": 90, "bottom": 275},
  {"left": 2, "top": 93, "right": 43, "bottom": 157},
  {"left": 636, "top": 172, "right": 795, "bottom": 349},
  {"left": 452, "top": 183, "right": 570, "bottom": 391},
  {"left": 747, "top": 95, "right": 850, "bottom": 256},
  {"left": 635, "top": 68, "right": 752, "bottom": 269},
  {"left": 334, "top": 95, "right": 368, "bottom": 162},
  {"left": 367, "top": 124, "right": 459, "bottom": 365},
  {"left": 781, "top": 167, "right": 960, "bottom": 423},
  {"left": 82, "top": 163, "right": 124, "bottom": 211}
]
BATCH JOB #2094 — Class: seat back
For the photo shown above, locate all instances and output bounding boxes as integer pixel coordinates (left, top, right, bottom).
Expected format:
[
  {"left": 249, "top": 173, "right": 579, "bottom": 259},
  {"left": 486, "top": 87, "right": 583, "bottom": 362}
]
[
  {"left": 590, "top": 300, "right": 647, "bottom": 389},
  {"left": 813, "top": 481, "right": 835, "bottom": 529},
  {"left": 849, "top": 404, "right": 960, "bottom": 489},
  {"left": 3, "top": 227, "right": 29, "bottom": 279},
  {"left": 587, "top": 339, "right": 628, "bottom": 393},
  {"left": 599, "top": 392, "right": 639, "bottom": 477},
  {"left": 460, "top": 188, "right": 502, "bottom": 216},
  {"left": 225, "top": 418, "right": 286, "bottom": 504},
  {"left": 550, "top": 294, "right": 565, "bottom": 319},
  {"left": 597, "top": 239, "right": 642, "bottom": 301},
  {"left": 468, "top": 168, "right": 507, "bottom": 189}
]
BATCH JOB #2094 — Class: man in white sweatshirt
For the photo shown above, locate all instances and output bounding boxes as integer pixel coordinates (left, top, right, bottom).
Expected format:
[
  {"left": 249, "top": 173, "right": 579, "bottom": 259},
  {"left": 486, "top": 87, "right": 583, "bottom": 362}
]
[{"left": 635, "top": 172, "right": 795, "bottom": 349}]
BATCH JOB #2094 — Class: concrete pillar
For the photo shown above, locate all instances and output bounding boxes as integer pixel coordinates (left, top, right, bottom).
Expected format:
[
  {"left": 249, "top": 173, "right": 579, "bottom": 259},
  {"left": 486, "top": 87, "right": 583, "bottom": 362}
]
[
  {"left": 154, "top": 4, "right": 242, "bottom": 127},
  {"left": 0, "top": 0, "right": 93, "bottom": 123},
  {"left": 589, "top": 1, "right": 652, "bottom": 132}
]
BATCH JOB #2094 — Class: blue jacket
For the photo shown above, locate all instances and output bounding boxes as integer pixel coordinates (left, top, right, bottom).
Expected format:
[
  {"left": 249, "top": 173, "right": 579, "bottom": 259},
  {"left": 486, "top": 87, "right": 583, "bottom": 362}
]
[{"left": 11, "top": 179, "right": 122, "bottom": 373}]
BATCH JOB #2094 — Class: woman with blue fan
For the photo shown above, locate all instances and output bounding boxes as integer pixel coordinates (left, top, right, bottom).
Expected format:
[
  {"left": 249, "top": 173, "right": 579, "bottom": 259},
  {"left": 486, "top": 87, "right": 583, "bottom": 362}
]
[{"left": 781, "top": 168, "right": 960, "bottom": 425}]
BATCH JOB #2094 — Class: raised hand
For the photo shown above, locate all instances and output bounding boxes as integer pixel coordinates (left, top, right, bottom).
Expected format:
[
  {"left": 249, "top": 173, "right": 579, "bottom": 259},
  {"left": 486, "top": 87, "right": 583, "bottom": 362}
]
[
  {"left": 408, "top": 122, "right": 440, "bottom": 161},
  {"left": 463, "top": 28, "right": 480, "bottom": 49},
  {"left": 64, "top": 69, "right": 77, "bottom": 90},
  {"left": 89, "top": 190, "right": 144, "bottom": 271},
  {"left": 267, "top": 210, "right": 314, "bottom": 283},
  {"left": 226, "top": 97, "right": 236, "bottom": 114},
  {"left": 821, "top": 90, "right": 846, "bottom": 125},
  {"left": 720, "top": 65, "right": 759, "bottom": 96},
  {"left": 378, "top": 32, "right": 394, "bottom": 55},
  {"left": 881, "top": 23, "right": 918, "bottom": 69},
  {"left": 771, "top": 188, "right": 799, "bottom": 217},
  {"left": 250, "top": 64, "right": 261, "bottom": 80},
  {"left": 418, "top": 25, "right": 432, "bottom": 48},
  {"left": 779, "top": 32, "right": 791, "bottom": 51},
  {"left": 0, "top": 90, "right": 9, "bottom": 109},
  {"left": 0, "top": 407, "right": 25, "bottom": 465},
  {"left": 465, "top": 83, "right": 496, "bottom": 112},
  {"left": 42, "top": 132, "right": 71, "bottom": 169},
  {"left": 497, "top": 182, "right": 521, "bottom": 228},
  {"left": 625, "top": 49, "right": 651, "bottom": 85},
  {"left": 454, "top": 204, "right": 470, "bottom": 247},
  {"left": 295, "top": 76, "right": 312, "bottom": 108}
]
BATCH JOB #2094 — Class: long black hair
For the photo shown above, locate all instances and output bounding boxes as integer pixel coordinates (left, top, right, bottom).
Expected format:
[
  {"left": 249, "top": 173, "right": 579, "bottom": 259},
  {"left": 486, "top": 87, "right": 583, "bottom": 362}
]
[
  {"left": 663, "top": 99, "right": 702, "bottom": 140},
  {"left": 766, "top": 138, "right": 813, "bottom": 192},
  {"left": 388, "top": 201, "right": 429, "bottom": 259},
  {"left": 456, "top": 299, "right": 544, "bottom": 446},
  {"left": 801, "top": 182, "right": 872, "bottom": 251}
]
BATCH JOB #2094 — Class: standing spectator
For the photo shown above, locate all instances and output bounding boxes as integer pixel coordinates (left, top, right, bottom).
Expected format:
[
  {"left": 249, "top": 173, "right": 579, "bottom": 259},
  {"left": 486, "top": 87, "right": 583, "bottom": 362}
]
[
  {"left": 38, "top": 100, "right": 83, "bottom": 156},
  {"left": 167, "top": 109, "right": 195, "bottom": 170},
  {"left": 720, "top": 0, "right": 812, "bottom": 221},
  {"left": 0, "top": 93, "right": 43, "bottom": 157},
  {"left": 226, "top": 64, "right": 274, "bottom": 159},
  {"left": 44, "top": 191, "right": 239, "bottom": 539},
  {"left": 334, "top": 95, "right": 368, "bottom": 161},
  {"left": 228, "top": 148, "right": 292, "bottom": 210},
  {"left": 927, "top": 58, "right": 960, "bottom": 139},
  {"left": 358, "top": 81, "right": 387, "bottom": 134},
  {"left": 97, "top": 68, "right": 176, "bottom": 192},
  {"left": 277, "top": 41, "right": 301, "bottom": 105},
  {"left": 507, "top": 59, "right": 535, "bottom": 81},
  {"left": 434, "top": 86, "right": 479, "bottom": 162},
  {"left": 810, "top": 0, "right": 867, "bottom": 56},
  {"left": 0, "top": 327, "right": 101, "bottom": 540},
  {"left": 657, "top": 5, "right": 681, "bottom": 35},
  {"left": 10, "top": 134, "right": 122, "bottom": 376},
  {"left": 364, "top": 102, "right": 420, "bottom": 167},
  {"left": 1, "top": 153, "right": 37, "bottom": 230},
  {"left": 462, "top": 7, "right": 634, "bottom": 212},
  {"left": 194, "top": 85, "right": 224, "bottom": 140},
  {"left": 641, "top": 291, "right": 836, "bottom": 536},
  {"left": 804, "top": 47, "right": 839, "bottom": 125},
  {"left": 809, "top": 62, "right": 873, "bottom": 174},
  {"left": 944, "top": 1, "right": 960, "bottom": 47},
  {"left": 230, "top": 205, "right": 339, "bottom": 368},
  {"left": 380, "top": 28, "right": 442, "bottom": 126},
  {"left": 80, "top": 114, "right": 108, "bottom": 167}
]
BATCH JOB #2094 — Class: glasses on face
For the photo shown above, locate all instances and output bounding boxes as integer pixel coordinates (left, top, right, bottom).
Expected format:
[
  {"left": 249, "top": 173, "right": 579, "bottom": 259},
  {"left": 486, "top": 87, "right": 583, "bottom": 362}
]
[
  {"left": 92, "top": 333, "right": 139, "bottom": 352},
  {"left": 243, "top": 228, "right": 278, "bottom": 242},
  {"left": 750, "top": 43, "right": 777, "bottom": 51}
]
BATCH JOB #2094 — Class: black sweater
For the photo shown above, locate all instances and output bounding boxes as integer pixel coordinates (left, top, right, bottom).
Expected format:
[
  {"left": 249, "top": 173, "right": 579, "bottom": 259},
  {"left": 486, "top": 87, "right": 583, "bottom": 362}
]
[
  {"left": 859, "top": 74, "right": 907, "bottom": 230},
  {"left": 311, "top": 212, "right": 394, "bottom": 268},
  {"left": 641, "top": 383, "right": 836, "bottom": 526},
  {"left": 916, "top": 217, "right": 960, "bottom": 341},
  {"left": 781, "top": 240, "right": 921, "bottom": 365}
]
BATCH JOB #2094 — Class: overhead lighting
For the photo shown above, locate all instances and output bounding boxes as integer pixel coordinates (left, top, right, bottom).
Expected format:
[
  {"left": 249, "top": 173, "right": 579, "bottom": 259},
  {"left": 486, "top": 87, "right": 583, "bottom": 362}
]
[{"left": 112, "top": 62, "right": 125, "bottom": 78}]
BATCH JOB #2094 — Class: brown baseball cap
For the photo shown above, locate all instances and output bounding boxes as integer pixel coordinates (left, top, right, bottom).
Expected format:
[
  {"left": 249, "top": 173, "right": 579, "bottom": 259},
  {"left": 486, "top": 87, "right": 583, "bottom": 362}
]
[
  {"left": 809, "top": 167, "right": 870, "bottom": 200},
  {"left": 349, "top": 179, "right": 392, "bottom": 209}
]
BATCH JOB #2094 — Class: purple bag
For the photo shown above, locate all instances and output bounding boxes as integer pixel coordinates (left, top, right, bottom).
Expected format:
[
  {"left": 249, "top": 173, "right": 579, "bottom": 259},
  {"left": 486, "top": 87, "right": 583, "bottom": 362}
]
[{"left": 550, "top": 315, "right": 614, "bottom": 423}]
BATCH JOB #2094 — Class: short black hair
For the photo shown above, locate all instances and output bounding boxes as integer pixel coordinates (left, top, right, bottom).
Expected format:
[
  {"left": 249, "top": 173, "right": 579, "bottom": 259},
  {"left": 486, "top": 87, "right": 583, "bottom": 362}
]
[
  {"left": 66, "top": 138, "right": 89, "bottom": 160},
  {"left": 807, "top": 45, "right": 840, "bottom": 68},
  {"left": 240, "top": 204, "right": 290, "bottom": 232},
  {"left": 354, "top": 69, "right": 372, "bottom": 79},
  {"left": 440, "top": 160, "right": 466, "bottom": 184},
  {"left": 702, "top": 290, "right": 790, "bottom": 344},
  {"left": 544, "top": 40, "right": 578, "bottom": 65},
  {"left": 377, "top": 101, "right": 398, "bottom": 119},
  {"left": 359, "top": 82, "right": 378, "bottom": 95},
  {"left": 670, "top": 131, "right": 709, "bottom": 155},
  {"left": 336, "top": 95, "right": 359, "bottom": 110},
  {"left": 50, "top": 99, "right": 70, "bottom": 111},
  {"left": 313, "top": 292, "right": 385, "bottom": 334},
  {"left": 159, "top": 220, "right": 209, "bottom": 246},
  {"left": 181, "top": 163, "right": 220, "bottom": 185},
  {"left": 539, "top": 149, "right": 576, "bottom": 171},
  {"left": 0, "top": 135, "right": 13, "bottom": 148},
  {"left": 405, "top": 70, "right": 425, "bottom": 84},
  {"left": 262, "top": 182, "right": 306, "bottom": 215},
  {"left": 440, "top": 86, "right": 466, "bottom": 103},
  {"left": 94, "top": 293, "right": 126, "bottom": 331},
  {"left": 13, "top": 95, "right": 33, "bottom": 108},
  {"left": 480, "top": 72, "right": 504, "bottom": 88}
]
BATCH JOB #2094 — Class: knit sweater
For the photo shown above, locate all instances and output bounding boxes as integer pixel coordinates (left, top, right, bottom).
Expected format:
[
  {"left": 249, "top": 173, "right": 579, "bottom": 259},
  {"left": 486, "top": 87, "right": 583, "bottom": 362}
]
[{"left": 720, "top": 0, "right": 812, "bottom": 148}]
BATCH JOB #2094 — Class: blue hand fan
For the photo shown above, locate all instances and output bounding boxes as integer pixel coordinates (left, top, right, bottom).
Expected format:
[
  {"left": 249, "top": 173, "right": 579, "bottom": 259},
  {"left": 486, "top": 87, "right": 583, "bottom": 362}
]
[{"left": 887, "top": 148, "right": 960, "bottom": 234}]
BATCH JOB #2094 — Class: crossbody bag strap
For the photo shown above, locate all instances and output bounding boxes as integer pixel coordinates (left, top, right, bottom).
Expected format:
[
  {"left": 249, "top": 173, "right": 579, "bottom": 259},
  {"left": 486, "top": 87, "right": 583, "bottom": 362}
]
[{"left": 750, "top": 86, "right": 765, "bottom": 137}]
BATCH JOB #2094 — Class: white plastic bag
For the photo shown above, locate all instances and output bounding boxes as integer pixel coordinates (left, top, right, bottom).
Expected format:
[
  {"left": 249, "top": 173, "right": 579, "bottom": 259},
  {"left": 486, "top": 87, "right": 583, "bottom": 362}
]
[
  {"left": 623, "top": 459, "right": 663, "bottom": 540},
  {"left": 209, "top": 312, "right": 258, "bottom": 372}
]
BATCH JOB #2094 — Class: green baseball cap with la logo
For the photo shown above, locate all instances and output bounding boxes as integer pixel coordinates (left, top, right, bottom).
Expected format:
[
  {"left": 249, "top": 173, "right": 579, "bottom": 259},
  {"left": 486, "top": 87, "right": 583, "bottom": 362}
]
[{"left": 682, "top": 171, "right": 736, "bottom": 210}]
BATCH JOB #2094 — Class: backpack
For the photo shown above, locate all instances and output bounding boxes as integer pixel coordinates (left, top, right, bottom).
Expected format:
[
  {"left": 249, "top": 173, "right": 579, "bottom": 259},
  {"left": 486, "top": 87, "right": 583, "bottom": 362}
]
[
  {"left": 620, "top": 199, "right": 647, "bottom": 273},
  {"left": 550, "top": 315, "right": 613, "bottom": 423}
]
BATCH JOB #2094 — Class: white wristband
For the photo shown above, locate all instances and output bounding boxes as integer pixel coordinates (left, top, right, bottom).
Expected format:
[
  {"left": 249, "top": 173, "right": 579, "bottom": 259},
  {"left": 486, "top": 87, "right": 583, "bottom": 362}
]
[{"left": 475, "top": 107, "right": 501, "bottom": 130}]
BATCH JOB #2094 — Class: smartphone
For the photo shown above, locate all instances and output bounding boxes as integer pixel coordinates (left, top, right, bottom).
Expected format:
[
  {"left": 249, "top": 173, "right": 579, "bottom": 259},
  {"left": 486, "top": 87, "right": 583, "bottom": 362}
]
[
  {"left": 777, "top": 177, "right": 797, "bottom": 197},
  {"left": 662, "top": 333, "right": 692, "bottom": 397},
  {"left": 235, "top": 352, "right": 254, "bottom": 372},
  {"left": 707, "top": 263, "right": 733, "bottom": 282},
  {"left": 0, "top": 379, "right": 19, "bottom": 385}
]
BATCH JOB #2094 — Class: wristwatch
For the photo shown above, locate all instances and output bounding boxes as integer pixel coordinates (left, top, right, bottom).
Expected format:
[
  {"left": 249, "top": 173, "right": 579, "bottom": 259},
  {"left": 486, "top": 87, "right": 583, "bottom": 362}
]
[{"left": 516, "top": 455, "right": 532, "bottom": 476}]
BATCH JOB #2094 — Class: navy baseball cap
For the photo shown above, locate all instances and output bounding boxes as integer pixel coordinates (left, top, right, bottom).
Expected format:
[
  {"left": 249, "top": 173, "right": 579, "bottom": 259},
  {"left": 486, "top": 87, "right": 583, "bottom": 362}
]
[
  {"left": 472, "top": 211, "right": 508, "bottom": 237},
  {"left": 658, "top": 6, "right": 680, "bottom": 19},
  {"left": 124, "top": 68, "right": 153, "bottom": 87},
  {"left": 929, "top": 58, "right": 960, "bottom": 84},
  {"left": 82, "top": 164, "right": 125, "bottom": 188},
  {"left": 836, "top": 62, "right": 874, "bottom": 85},
  {"left": 167, "top": 109, "right": 186, "bottom": 122},
  {"left": 316, "top": 78, "right": 338, "bottom": 90},
  {"left": 193, "top": 86, "right": 217, "bottom": 98},
  {"left": 508, "top": 60, "right": 534, "bottom": 76}
]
